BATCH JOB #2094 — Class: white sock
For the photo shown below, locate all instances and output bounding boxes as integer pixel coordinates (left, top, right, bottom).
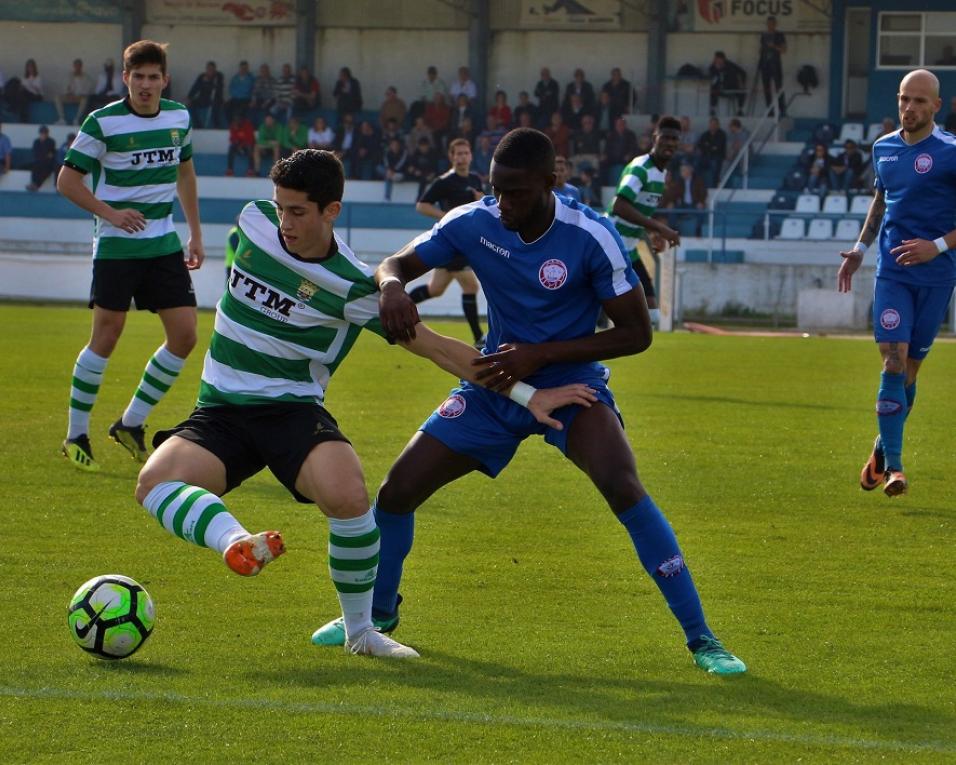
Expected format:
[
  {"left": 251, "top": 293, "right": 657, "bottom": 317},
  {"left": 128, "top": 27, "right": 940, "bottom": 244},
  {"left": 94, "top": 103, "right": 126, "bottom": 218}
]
[
  {"left": 68, "top": 347, "right": 108, "bottom": 439},
  {"left": 123, "top": 345, "right": 186, "bottom": 428},
  {"left": 328, "top": 510, "right": 380, "bottom": 641},
  {"left": 142, "top": 481, "right": 246, "bottom": 553}
]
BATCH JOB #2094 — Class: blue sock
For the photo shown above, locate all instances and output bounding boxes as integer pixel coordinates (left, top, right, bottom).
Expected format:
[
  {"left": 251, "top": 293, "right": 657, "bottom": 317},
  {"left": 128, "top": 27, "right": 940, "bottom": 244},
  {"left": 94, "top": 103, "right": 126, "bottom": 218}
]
[
  {"left": 617, "top": 495, "right": 712, "bottom": 646},
  {"left": 875, "top": 381, "right": 916, "bottom": 455},
  {"left": 371, "top": 501, "right": 414, "bottom": 618},
  {"left": 876, "top": 371, "right": 907, "bottom": 470}
]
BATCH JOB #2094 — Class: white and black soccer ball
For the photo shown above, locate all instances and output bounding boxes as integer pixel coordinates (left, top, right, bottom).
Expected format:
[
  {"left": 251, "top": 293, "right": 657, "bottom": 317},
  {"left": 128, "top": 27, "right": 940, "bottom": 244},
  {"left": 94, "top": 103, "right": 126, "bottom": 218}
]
[{"left": 67, "top": 575, "right": 155, "bottom": 660}]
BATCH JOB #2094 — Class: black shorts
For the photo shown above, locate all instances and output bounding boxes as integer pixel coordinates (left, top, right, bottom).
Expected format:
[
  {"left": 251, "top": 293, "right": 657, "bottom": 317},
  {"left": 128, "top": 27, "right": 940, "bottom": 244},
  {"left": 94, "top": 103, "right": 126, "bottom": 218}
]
[
  {"left": 630, "top": 256, "right": 656, "bottom": 299},
  {"left": 440, "top": 254, "right": 470, "bottom": 272},
  {"left": 152, "top": 402, "right": 350, "bottom": 503},
  {"left": 90, "top": 251, "right": 197, "bottom": 312}
]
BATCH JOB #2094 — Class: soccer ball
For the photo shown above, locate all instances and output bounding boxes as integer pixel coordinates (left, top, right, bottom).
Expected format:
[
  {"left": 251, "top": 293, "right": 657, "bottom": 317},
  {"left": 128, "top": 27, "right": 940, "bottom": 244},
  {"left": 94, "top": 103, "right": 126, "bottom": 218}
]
[{"left": 67, "top": 575, "right": 155, "bottom": 660}]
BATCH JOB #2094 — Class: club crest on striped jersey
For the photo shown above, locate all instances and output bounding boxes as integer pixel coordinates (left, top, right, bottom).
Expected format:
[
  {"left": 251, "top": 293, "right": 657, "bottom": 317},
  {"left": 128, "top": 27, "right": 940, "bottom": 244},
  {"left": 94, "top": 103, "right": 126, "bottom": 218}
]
[
  {"left": 539, "top": 258, "right": 568, "bottom": 290},
  {"left": 296, "top": 278, "right": 319, "bottom": 303},
  {"left": 438, "top": 394, "right": 466, "bottom": 418},
  {"left": 170, "top": 129, "right": 181, "bottom": 146}
]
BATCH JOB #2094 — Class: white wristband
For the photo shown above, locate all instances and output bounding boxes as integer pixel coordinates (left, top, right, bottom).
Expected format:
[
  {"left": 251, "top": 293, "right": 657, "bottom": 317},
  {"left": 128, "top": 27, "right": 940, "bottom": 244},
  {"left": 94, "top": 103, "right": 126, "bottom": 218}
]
[
  {"left": 508, "top": 381, "right": 536, "bottom": 408},
  {"left": 933, "top": 237, "right": 948, "bottom": 254},
  {"left": 853, "top": 242, "right": 867, "bottom": 255},
  {"left": 378, "top": 276, "right": 402, "bottom": 289}
]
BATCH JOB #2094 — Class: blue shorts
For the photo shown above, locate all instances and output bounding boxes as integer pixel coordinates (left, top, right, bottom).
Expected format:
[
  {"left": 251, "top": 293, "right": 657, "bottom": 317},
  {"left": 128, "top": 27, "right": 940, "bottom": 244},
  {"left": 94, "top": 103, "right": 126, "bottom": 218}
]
[
  {"left": 873, "top": 277, "right": 954, "bottom": 360},
  {"left": 420, "top": 379, "right": 622, "bottom": 478}
]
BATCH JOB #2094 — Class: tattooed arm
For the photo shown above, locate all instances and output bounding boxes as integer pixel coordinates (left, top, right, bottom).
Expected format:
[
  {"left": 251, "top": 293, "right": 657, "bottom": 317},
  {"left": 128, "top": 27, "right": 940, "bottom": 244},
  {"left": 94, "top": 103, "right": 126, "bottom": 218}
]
[{"left": 838, "top": 189, "right": 885, "bottom": 293}]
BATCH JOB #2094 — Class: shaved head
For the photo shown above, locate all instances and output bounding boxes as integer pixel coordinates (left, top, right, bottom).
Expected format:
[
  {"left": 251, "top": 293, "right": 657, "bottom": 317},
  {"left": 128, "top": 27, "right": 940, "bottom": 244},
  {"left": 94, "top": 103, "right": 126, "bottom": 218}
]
[
  {"left": 899, "top": 68, "right": 940, "bottom": 98},
  {"left": 897, "top": 68, "right": 942, "bottom": 142}
]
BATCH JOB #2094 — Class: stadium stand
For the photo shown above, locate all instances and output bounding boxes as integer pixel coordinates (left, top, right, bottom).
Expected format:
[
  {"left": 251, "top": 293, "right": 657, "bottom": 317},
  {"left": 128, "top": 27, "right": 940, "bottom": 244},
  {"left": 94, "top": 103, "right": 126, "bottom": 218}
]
[
  {"left": 836, "top": 122, "right": 864, "bottom": 145},
  {"left": 834, "top": 218, "right": 860, "bottom": 240},
  {"left": 806, "top": 218, "right": 833, "bottom": 240},
  {"left": 850, "top": 193, "right": 873, "bottom": 214},
  {"left": 795, "top": 193, "right": 821, "bottom": 213},
  {"left": 822, "top": 194, "right": 848, "bottom": 214},
  {"left": 779, "top": 217, "right": 805, "bottom": 239}
]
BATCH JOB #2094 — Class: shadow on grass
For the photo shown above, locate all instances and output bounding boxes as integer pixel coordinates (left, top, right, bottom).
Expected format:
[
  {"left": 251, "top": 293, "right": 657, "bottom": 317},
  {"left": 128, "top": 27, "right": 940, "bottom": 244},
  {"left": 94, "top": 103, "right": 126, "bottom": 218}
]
[
  {"left": 89, "top": 659, "right": 189, "bottom": 677},
  {"left": 637, "top": 392, "right": 840, "bottom": 412},
  {"left": 251, "top": 649, "right": 954, "bottom": 748}
]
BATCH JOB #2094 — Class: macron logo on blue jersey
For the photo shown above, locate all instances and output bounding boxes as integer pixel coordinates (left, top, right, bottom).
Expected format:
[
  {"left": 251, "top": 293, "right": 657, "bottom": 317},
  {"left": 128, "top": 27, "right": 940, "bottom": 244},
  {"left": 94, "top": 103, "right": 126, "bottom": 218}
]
[{"left": 480, "top": 236, "right": 510, "bottom": 259}]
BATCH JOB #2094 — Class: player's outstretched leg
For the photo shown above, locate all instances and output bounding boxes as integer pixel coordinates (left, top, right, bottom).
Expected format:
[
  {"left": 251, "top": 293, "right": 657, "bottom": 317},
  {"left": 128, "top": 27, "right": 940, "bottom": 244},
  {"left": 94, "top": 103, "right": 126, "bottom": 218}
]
[
  {"left": 875, "top": 370, "right": 908, "bottom": 496},
  {"left": 140, "top": 480, "right": 285, "bottom": 575},
  {"left": 618, "top": 495, "right": 746, "bottom": 675},
  {"left": 61, "top": 434, "right": 100, "bottom": 472},
  {"left": 64, "top": 346, "right": 108, "bottom": 472}
]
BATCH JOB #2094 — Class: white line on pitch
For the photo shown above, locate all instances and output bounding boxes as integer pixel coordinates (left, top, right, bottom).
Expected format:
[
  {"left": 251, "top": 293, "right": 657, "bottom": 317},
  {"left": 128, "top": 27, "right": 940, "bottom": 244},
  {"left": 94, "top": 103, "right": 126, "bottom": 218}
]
[{"left": 1, "top": 685, "right": 953, "bottom": 755}]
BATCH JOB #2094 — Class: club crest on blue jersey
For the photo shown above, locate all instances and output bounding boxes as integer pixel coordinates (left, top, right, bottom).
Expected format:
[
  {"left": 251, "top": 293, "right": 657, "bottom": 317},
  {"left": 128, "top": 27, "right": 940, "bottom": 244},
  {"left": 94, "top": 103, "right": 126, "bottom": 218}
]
[
  {"left": 880, "top": 308, "right": 901, "bottom": 330},
  {"left": 914, "top": 153, "right": 932, "bottom": 174},
  {"left": 538, "top": 258, "right": 568, "bottom": 290},
  {"left": 438, "top": 394, "right": 466, "bottom": 418}
]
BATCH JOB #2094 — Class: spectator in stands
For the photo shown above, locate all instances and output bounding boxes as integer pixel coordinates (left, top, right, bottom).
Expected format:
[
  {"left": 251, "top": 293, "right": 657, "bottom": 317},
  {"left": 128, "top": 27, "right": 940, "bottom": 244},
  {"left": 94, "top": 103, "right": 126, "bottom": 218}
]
[
  {"left": 515, "top": 111, "right": 533, "bottom": 129},
  {"left": 89, "top": 57, "right": 123, "bottom": 112},
  {"left": 662, "top": 161, "right": 707, "bottom": 236},
  {"left": 380, "top": 136, "right": 408, "bottom": 201},
  {"left": 708, "top": 51, "right": 746, "bottom": 116},
  {"left": 594, "top": 90, "right": 614, "bottom": 134},
  {"left": 55, "top": 132, "right": 75, "bottom": 169},
  {"left": 570, "top": 113, "right": 602, "bottom": 171},
  {"left": 829, "top": 139, "right": 865, "bottom": 192},
  {"left": 272, "top": 63, "right": 295, "bottom": 123},
  {"left": 533, "top": 67, "right": 560, "bottom": 129},
  {"left": 472, "top": 132, "right": 493, "bottom": 188},
  {"left": 674, "top": 115, "right": 698, "bottom": 169},
  {"left": 187, "top": 61, "right": 224, "bottom": 128},
  {"left": 455, "top": 116, "right": 476, "bottom": 147},
  {"left": 353, "top": 119, "right": 381, "bottom": 180},
  {"left": 308, "top": 115, "right": 335, "bottom": 150},
  {"left": 563, "top": 68, "right": 596, "bottom": 118},
  {"left": 379, "top": 86, "right": 407, "bottom": 131},
  {"left": 564, "top": 92, "right": 593, "bottom": 131},
  {"left": 488, "top": 90, "right": 512, "bottom": 129},
  {"left": 758, "top": 15, "right": 787, "bottom": 116},
  {"left": 545, "top": 111, "right": 571, "bottom": 158},
  {"left": 333, "top": 67, "right": 363, "bottom": 116},
  {"left": 54, "top": 58, "right": 93, "bottom": 126},
  {"left": 280, "top": 115, "right": 308, "bottom": 158},
  {"left": 695, "top": 116, "right": 727, "bottom": 188},
  {"left": 602, "top": 115, "right": 638, "bottom": 184},
  {"left": 451, "top": 93, "right": 477, "bottom": 136},
  {"left": 576, "top": 164, "right": 601, "bottom": 208},
  {"left": 419, "top": 65, "right": 448, "bottom": 106},
  {"left": 449, "top": 66, "right": 477, "bottom": 104},
  {"left": 225, "top": 61, "right": 254, "bottom": 122},
  {"left": 0, "top": 122, "right": 13, "bottom": 176},
  {"left": 251, "top": 63, "right": 276, "bottom": 113},
  {"left": 334, "top": 112, "right": 357, "bottom": 174},
  {"left": 292, "top": 65, "right": 320, "bottom": 114},
  {"left": 253, "top": 113, "right": 281, "bottom": 176},
  {"left": 726, "top": 117, "right": 750, "bottom": 165},
  {"left": 380, "top": 117, "right": 404, "bottom": 149},
  {"left": 424, "top": 92, "right": 452, "bottom": 147},
  {"left": 225, "top": 112, "right": 255, "bottom": 176},
  {"left": 944, "top": 96, "right": 956, "bottom": 134},
  {"left": 513, "top": 91, "right": 537, "bottom": 128},
  {"left": 601, "top": 67, "right": 634, "bottom": 122},
  {"left": 404, "top": 135, "right": 439, "bottom": 194},
  {"left": 479, "top": 113, "right": 506, "bottom": 150},
  {"left": 26, "top": 125, "right": 56, "bottom": 192},
  {"left": 553, "top": 154, "right": 580, "bottom": 201},
  {"left": 804, "top": 143, "right": 830, "bottom": 194},
  {"left": 406, "top": 115, "right": 434, "bottom": 153},
  {"left": 16, "top": 59, "right": 44, "bottom": 122}
]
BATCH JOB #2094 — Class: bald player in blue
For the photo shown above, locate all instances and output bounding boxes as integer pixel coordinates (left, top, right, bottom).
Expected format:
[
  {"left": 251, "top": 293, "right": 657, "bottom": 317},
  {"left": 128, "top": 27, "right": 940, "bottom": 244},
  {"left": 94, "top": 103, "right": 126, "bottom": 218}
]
[{"left": 838, "top": 68, "right": 956, "bottom": 497}]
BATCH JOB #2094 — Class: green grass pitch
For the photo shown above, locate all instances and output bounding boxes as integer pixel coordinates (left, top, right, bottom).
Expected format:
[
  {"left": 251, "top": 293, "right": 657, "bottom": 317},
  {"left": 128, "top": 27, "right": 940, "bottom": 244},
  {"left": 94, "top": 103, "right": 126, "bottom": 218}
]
[{"left": 0, "top": 303, "right": 953, "bottom": 762}]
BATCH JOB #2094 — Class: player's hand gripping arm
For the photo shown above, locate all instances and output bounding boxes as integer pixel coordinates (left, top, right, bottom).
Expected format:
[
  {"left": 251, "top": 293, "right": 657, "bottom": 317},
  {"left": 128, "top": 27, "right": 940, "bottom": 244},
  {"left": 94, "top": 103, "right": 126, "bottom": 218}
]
[
  {"left": 400, "top": 323, "right": 597, "bottom": 430},
  {"left": 57, "top": 165, "right": 147, "bottom": 234},
  {"left": 375, "top": 243, "right": 431, "bottom": 341},
  {"left": 837, "top": 189, "right": 885, "bottom": 293},
  {"left": 611, "top": 195, "right": 680, "bottom": 248},
  {"left": 891, "top": 228, "right": 956, "bottom": 267},
  {"left": 176, "top": 159, "right": 205, "bottom": 270},
  {"left": 473, "top": 287, "right": 653, "bottom": 392}
]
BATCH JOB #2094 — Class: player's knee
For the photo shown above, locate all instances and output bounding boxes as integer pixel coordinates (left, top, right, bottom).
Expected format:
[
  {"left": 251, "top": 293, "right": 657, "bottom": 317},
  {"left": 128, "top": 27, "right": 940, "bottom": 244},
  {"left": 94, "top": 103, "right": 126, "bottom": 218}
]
[
  {"left": 594, "top": 473, "right": 645, "bottom": 514},
  {"left": 375, "top": 475, "right": 418, "bottom": 515},
  {"left": 320, "top": 484, "right": 370, "bottom": 519},
  {"left": 134, "top": 465, "right": 161, "bottom": 505},
  {"left": 882, "top": 355, "right": 905, "bottom": 375}
]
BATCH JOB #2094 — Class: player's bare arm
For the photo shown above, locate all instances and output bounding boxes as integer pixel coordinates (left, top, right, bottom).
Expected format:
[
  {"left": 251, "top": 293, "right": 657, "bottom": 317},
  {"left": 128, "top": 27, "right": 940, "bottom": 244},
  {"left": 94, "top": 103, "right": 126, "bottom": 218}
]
[
  {"left": 891, "top": 228, "right": 955, "bottom": 267},
  {"left": 399, "top": 323, "right": 597, "bottom": 430},
  {"left": 375, "top": 244, "right": 431, "bottom": 341},
  {"left": 415, "top": 201, "right": 445, "bottom": 220},
  {"left": 56, "top": 165, "right": 146, "bottom": 233},
  {"left": 473, "top": 287, "right": 653, "bottom": 392},
  {"left": 838, "top": 189, "right": 885, "bottom": 293},
  {"left": 612, "top": 195, "right": 680, "bottom": 247},
  {"left": 176, "top": 159, "right": 204, "bottom": 270}
]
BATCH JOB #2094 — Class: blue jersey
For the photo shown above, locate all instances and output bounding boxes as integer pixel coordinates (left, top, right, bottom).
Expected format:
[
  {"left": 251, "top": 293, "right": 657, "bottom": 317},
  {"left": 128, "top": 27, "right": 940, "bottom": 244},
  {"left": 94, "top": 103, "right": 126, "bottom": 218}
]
[
  {"left": 872, "top": 126, "right": 956, "bottom": 287},
  {"left": 413, "top": 193, "right": 639, "bottom": 388}
]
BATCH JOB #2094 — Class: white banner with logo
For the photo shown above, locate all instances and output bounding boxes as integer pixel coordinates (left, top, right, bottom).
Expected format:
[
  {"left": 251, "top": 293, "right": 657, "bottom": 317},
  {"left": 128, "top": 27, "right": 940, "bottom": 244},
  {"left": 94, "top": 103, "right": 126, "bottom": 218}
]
[
  {"left": 691, "top": 0, "right": 829, "bottom": 32},
  {"left": 519, "top": 0, "right": 621, "bottom": 29},
  {"left": 146, "top": 0, "right": 295, "bottom": 26}
]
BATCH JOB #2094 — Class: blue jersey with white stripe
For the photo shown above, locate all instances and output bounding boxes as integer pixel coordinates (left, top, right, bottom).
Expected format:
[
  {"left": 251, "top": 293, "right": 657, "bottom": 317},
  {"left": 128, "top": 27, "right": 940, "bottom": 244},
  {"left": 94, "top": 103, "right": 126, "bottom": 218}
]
[
  {"left": 872, "top": 126, "right": 956, "bottom": 287},
  {"left": 413, "top": 193, "right": 639, "bottom": 388}
]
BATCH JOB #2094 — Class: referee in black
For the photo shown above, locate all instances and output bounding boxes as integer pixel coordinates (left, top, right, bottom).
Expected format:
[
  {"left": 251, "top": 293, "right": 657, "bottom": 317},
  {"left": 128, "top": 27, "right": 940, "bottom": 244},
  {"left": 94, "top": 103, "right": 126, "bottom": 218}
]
[{"left": 408, "top": 137, "right": 485, "bottom": 346}]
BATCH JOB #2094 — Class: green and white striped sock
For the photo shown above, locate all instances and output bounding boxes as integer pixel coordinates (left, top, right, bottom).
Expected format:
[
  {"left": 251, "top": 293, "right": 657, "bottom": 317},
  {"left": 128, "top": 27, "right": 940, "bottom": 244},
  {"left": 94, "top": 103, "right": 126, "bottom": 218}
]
[
  {"left": 329, "top": 510, "right": 380, "bottom": 641},
  {"left": 122, "top": 345, "right": 185, "bottom": 428},
  {"left": 142, "top": 481, "right": 246, "bottom": 553},
  {"left": 67, "top": 347, "right": 108, "bottom": 440}
]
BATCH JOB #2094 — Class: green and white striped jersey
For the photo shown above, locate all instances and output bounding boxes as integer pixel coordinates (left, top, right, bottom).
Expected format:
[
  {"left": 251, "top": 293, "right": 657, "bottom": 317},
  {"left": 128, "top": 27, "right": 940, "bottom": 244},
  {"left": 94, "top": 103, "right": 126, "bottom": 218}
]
[
  {"left": 197, "top": 200, "right": 386, "bottom": 408},
  {"left": 65, "top": 97, "right": 192, "bottom": 260},
  {"left": 606, "top": 154, "right": 666, "bottom": 240}
]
